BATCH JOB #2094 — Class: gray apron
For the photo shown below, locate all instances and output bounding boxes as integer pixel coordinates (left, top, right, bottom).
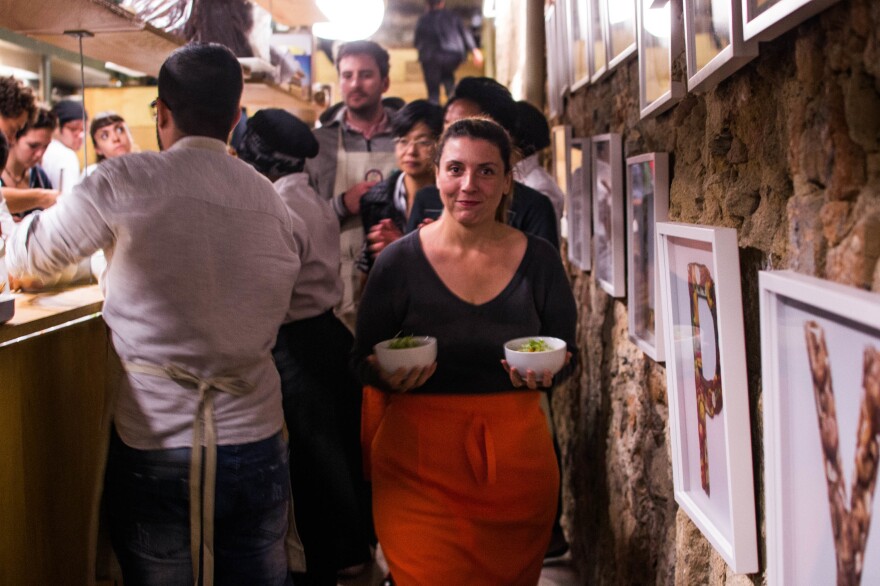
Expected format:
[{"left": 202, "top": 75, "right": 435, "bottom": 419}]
[{"left": 332, "top": 126, "right": 396, "bottom": 331}]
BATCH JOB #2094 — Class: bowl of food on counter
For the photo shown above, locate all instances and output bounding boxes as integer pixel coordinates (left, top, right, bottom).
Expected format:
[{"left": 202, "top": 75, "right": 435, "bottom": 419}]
[
  {"left": 503, "top": 336, "right": 567, "bottom": 375},
  {"left": 374, "top": 335, "right": 437, "bottom": 373}
]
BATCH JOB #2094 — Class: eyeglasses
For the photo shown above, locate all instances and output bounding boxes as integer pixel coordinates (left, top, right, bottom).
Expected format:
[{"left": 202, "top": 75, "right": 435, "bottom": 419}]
[
  {"left": 393, "top": 137, "right": 435, "bottom": 150},
  {"left": 150, "top": 98, "right": 158, "bottom": 121}
]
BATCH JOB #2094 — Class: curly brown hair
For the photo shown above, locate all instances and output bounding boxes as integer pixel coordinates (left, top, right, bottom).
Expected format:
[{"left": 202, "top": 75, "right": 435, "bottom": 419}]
[{"left": 0, "top": 76, "right": 37, "bottom": 122}]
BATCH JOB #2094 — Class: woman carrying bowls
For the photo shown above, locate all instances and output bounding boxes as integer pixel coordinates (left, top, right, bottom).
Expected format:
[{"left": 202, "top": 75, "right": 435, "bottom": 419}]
[{"left": 353, "top": 117, "right": 577, "bottom": 584}]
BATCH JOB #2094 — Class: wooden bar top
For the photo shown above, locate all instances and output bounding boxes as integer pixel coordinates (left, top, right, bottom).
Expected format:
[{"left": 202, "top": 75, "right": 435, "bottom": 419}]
[{"left": 0, "top": 284, "right": 104, "bottom": 346}]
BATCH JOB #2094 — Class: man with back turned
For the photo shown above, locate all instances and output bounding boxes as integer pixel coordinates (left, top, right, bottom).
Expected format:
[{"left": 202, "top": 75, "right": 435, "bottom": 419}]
[{"left": 7, "top": 43, "right": 303, "bottom": 586}]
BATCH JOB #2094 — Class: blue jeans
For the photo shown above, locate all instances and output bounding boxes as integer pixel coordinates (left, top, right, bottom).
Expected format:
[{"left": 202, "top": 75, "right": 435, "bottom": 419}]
[{"left": 104, "top": 427, "right": 292, "bottom": 586}]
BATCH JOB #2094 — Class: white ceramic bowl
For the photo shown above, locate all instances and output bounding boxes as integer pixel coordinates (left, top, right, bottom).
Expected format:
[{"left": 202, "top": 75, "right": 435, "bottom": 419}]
[
  {"left": 374, "top": 336, "right": 437, "bottom": 372},
  {"left": 503, "top": 336, "right": 567, "bottom": 375}
]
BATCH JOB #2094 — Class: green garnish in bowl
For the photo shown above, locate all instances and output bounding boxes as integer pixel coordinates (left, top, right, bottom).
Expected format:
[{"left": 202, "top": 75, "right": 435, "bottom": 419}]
[
  {"left": 388, "top": 335, "right": 426, "bottom": 349},
  {"left": 518, "top": 338, "right": 551, "bottom": 352}
]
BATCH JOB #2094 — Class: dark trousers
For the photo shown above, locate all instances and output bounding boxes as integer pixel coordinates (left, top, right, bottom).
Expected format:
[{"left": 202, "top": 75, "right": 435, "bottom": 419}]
[
  {"left": 104, "top": 427, "right": 292, "bottom": 586},
  {"left": 273, "top": 311, "right": 372, "bottom": 585},
  {"left": 420, "top": 53, "right": 462, "bottom": 104}
]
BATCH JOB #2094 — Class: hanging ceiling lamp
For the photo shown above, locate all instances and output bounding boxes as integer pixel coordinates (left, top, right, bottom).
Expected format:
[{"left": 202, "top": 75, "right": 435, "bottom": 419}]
[{"left": 312, "top": 0, "right": 385, "bottom": 41}]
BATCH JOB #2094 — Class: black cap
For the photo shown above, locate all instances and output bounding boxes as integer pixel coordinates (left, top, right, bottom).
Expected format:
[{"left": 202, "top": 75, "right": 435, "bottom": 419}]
[
  {"left": 247, "top": 109, "right": 319, "bottom": 160},
  {"left": 52, "top": 100, "right": 87, "bottom": 126}
]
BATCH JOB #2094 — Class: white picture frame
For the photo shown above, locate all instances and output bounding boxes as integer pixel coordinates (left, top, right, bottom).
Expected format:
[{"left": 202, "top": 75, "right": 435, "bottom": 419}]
[
  {"left": 605, "top": 0, "right": 637, "bottom": 71},
  {"left": 656, "top": 222, "right": 758, "bottom": 574},
  {"left": 626, "top": 153, "right": 669, "bottom": 361},
  {"left": 760, "top": 270, "right": 880, "bottom": 585},
  {"left": 683, "top": 0, "right": 758, "bottom": 93},
  {"left": 568, "top": 138, "right": 592, "bottom": 271},
  {"left": 567, "top": 0, "right": 591, "bottom": 91},
  {"left": 741, "top": 0, "right": 841, "bottom": 43},
  {"left": 545, "top": 4, "right": 561, "bottom": 119},
  {"left": 637, "top": 0, "right": 685, "bottom": 119},
  {"left": 592, "top": 133, "right": 625, "bottom": 297},
  {"left": 588, "top": 0, "right": 609, "bottom": 82},
  {"left": 555, "top": 0, "right": 572, "bottom": 97}
]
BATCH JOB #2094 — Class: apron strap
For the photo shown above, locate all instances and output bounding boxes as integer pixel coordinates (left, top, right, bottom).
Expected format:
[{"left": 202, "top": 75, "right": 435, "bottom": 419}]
[{"left": 123, "top": 361, "right": 254, "bottom": 586}]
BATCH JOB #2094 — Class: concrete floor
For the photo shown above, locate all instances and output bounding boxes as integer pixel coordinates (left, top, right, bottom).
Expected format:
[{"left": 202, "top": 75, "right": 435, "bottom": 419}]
[{"left": 338, "top": 545, "right": 581, "bottom": 585}]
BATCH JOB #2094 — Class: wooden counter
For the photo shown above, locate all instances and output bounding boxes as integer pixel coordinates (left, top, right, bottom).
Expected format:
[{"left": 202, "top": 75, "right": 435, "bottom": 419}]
[{"left": 0, "top": 284, "right": 113, "bottom": 586}]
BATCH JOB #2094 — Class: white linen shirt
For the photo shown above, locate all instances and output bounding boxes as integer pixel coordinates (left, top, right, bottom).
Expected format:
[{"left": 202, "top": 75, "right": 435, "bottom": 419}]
[
  {"left": 514, "top": 153, "right": 565, "bottom": 224},
  {"left": 42, "top": 138, "right": 81, "bottom": 195},
  {"left": 274, "top": 173, "right": 343, "bottom": 322},
  {"left": 8, "top": 136, "right": 302, "bottom": 450}
]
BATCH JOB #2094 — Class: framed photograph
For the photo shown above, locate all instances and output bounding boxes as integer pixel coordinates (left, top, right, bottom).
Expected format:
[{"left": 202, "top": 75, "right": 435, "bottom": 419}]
[
  {"left": 742, "top": 0, "right": 841, "bottom": 43},
  {"left": 568, "top": 138, "right": 592, "bottom": 271},
  {"left": 545, "top": 4, "right": 561, "bottom": 118},
  {"left": 592, "top": 133, "right": 625, "bottom": 297},
  {"left": 588, "top": 0, "right": 609, "bottom": 82},
  {"left": 605, "top": 0, "right": 637, "bottom": 71},
  {"left": 566, "top": 0, "right": 591, "bottom": 90},
  {"left": 637, "top": 0, "right": 685, "bottom": 119},
  {"left": 626, "top": 153, "right": 669, "bottom": 360},
  {"left": 555, "top": 0, "right": 572, "bottom": 97},
  {"left": 656, "top": 222, "right": 758, "bottom": 573},
  {"left": 760, "top": 270, "right": 880, "bottom": 585},
  {"left": 683, "top": 0, "right": 758, "bottom": 92}
]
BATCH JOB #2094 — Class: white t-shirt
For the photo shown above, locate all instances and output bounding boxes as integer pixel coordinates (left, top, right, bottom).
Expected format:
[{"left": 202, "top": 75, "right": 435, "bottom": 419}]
[{"left": 42, "top": 139, "right": 81, "bottom": 195}]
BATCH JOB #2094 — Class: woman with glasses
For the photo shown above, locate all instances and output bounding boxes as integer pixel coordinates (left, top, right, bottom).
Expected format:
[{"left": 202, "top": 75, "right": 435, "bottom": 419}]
[{"left": 357, "top": 99, "right": 443, "bottom": 273}]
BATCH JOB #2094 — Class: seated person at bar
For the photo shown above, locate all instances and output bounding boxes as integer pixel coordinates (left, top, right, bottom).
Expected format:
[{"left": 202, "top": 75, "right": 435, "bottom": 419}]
[
  {"left": 43, "top": 99, "right": 88, "bottom": 196},
  {"left": 0, "top": 75, "right": 36, "bottom": 144},
  {"left": 0, "top": 131, "right": 12, "bottom": 237},
  {"left": 0, "top": 107, "right": 60, "bottom": 216},
  {"left": 80, "top": 111, "right": 135, "bottom": 179},
  {"left": 358, "top": 99, "right": 443, "bottom": 273},
  {"left": 7, "top": 43, "right": 304, "bottom": 584},
  {"left": 406, "top": 77, "right": 559, "bottom": 249}
]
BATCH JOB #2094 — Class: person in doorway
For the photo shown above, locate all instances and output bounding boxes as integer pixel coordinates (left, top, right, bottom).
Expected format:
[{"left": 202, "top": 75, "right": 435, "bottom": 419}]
[
  {"left": 305, "top": 40, "right": 398, "bottom": 331},
  {"left": 238, "top": 108, "right": 371, "bottom": 585},
  {"left": 358, "top": 99, "right": 443, "bottom": 273},
  {"left": 1, "top": 107, "right": 59, "bottom": 216},
  {"left": 354, "top": 117, "right": 577, "bottom": 584},
  {"left": 414, "top": 0, "right": 483, "bottom": 105},
  {"left": 42, "top": 99, "right": 87, "bottom": 196},
  {"left": 7, "top": 43, "right": 304, "bottom": 586}
]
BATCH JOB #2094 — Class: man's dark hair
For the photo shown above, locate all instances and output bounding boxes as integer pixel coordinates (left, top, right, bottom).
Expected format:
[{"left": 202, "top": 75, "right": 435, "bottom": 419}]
[
  {"left": 158, "top": 43, "right": 244, "bottom": 141},
  {"left": 336, "top": 41, "right": 391, "bottom": 79},
  {"left": 513, "top": 100, "right": 550, "bottom": 157},
  {"left": 391, "top": 100, "right": 443, "bottom": 139},
  {"left": 0, "top": 76, "right": 37, "bottom": 122},
  {"left": 449, "top": 77, "right": 517, "bottom": 133},
  {"left": 17, "top": 107, "right": 57, "bottom": 139},
  {"left": 0, "top": 131, "right": 8, "bottom": 170}
]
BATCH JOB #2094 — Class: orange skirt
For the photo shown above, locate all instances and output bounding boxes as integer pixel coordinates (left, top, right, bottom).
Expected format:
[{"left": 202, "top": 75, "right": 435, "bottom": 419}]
[{"left": 370, "top": 391, "right": 558, "bottom": 585}]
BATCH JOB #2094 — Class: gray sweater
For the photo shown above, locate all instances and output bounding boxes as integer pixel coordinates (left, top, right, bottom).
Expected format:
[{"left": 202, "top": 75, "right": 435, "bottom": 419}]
[{"left": 354, "top": 230, "right": 577, "bottom": 395}]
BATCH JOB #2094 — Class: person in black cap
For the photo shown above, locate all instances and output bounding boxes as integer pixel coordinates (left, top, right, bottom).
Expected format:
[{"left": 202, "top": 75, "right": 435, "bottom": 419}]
[
  {"left": 43, "top": 99, "right": 87, "bottom": 195},
  {"left": 239, "top": 108, "right": 372, "bottom": 586},
  {"left": 406, "top": 77, "right": 560, "bottom": 251},
  {"left": 512, "top": 100, "right": 564, "bottom": 227}
]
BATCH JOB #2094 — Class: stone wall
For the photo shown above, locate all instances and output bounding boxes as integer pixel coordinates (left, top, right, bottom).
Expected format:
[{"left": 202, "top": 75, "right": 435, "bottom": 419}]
[{"left": 546, "top": 0, "right": 880, "bottom": 583}]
